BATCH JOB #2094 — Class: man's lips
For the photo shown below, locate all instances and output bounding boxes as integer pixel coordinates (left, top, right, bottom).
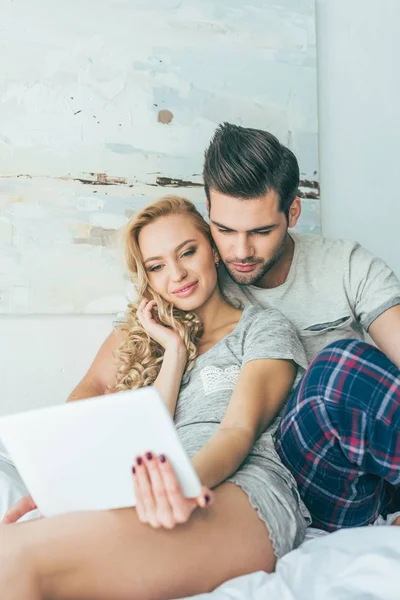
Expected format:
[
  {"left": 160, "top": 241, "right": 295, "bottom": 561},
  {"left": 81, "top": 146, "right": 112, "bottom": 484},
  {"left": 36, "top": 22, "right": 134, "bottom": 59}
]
[
  {"left": 172, "top": 281, "right": 198, "bottom": 296},
  {"left": 231, "top": 263, "right": 258, "bottom": 272}
]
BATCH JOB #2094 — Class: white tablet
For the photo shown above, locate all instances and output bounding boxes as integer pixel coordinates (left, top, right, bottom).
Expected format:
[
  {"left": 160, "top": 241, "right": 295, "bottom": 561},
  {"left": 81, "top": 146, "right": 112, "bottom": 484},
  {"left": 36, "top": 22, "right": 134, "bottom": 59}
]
[{"left": 0, "top": 388, "right": 201, "bottom": 517}]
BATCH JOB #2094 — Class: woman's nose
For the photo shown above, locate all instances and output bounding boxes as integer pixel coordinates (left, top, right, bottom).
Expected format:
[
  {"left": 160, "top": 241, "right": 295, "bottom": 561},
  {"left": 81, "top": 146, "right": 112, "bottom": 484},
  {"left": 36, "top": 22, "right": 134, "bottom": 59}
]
[{"left": 170, "top": 262, "right": 187, "bottom": 282}]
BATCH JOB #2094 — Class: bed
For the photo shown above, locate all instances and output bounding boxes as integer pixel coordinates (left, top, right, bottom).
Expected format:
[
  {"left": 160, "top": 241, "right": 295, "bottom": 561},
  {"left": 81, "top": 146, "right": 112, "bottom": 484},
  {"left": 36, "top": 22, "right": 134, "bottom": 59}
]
[
  {"left": 1, "top": 450, "right": 398, "bottom": 599},
  {"left": 183, "top": 525, "right": 400, "bottom": 600}
]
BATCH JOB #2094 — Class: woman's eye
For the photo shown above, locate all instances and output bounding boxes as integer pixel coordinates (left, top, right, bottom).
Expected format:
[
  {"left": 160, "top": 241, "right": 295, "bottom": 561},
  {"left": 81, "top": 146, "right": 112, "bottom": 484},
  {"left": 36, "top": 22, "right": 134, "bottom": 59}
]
[
  {"left": 181, "top": 247, "right": 196, "bottom": 258},
  {"left": 149, "top": 264, "right": 162, "bottom": 272}
]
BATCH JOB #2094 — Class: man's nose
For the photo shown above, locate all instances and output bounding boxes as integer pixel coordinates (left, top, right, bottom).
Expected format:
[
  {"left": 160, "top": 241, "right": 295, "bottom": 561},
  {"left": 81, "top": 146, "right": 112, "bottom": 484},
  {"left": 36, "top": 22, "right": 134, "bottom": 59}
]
[{"left": 234, "top": 235, "right": 254, "bottom": 261}]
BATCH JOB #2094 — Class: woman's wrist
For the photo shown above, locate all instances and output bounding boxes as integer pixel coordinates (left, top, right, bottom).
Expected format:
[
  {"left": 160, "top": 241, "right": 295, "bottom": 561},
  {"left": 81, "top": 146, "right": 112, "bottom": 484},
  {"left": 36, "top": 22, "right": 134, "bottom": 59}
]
[{"left": 164, "top": 342, "right": 188, "bottom": 366}]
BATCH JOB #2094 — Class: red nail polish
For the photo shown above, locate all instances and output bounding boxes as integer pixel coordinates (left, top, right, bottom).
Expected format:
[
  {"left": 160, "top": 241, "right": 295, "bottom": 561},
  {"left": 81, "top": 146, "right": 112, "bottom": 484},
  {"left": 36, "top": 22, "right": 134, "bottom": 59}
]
[
  {"left": 205, "top": 494, "right": 210, "bottom": 505},
  {"left": 146, "top": 452, "right": 153, "bottom": 461},
  {"left": 159, "top": 454, "right": 166, "bottom": 463},
  {"left": 132, "top": 466, "right": 136, "bottom": 475},
  {"left": 136, "top": 456, "right": 143, "bottom": 466}
]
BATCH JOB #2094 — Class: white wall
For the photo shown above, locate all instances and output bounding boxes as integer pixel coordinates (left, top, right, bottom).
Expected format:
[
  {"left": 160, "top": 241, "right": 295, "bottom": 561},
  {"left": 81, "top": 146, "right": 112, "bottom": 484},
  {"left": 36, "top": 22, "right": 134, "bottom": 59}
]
[
  {"left": 0, "top": 315, "right": 112, "bottom": 415},
  {"left": 1, "top": 0, "right": 320, "bottom": 414},
  {"left": 317, "top": 0, "right": 400, "bottom": 276},
  {"left": 0, "top": 0, "right": 320, "bottom": 314}
]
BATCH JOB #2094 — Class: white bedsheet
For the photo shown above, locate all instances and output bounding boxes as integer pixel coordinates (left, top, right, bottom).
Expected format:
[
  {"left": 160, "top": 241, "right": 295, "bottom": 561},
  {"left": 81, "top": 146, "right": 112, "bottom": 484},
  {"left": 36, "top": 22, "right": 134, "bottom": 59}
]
[
  {"left": 0, "top": 450, "right": 398, "bottom": 599},
  {"left": 184, "top": 527, "right": 399, "bottom": 600}
]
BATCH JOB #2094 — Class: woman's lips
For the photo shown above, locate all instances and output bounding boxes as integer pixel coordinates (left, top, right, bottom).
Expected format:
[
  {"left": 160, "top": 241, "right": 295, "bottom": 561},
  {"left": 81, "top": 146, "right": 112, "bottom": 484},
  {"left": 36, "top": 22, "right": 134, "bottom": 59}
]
[{"left": 172, "top": 281, "right": 199, "bottom": 297}]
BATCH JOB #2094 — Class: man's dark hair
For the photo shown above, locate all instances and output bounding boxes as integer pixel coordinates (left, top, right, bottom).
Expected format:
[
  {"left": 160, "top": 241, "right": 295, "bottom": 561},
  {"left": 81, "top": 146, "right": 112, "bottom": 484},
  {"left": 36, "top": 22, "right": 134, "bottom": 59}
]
[{"left": 203, "top": 122, "right": 300, "bottom": 217}]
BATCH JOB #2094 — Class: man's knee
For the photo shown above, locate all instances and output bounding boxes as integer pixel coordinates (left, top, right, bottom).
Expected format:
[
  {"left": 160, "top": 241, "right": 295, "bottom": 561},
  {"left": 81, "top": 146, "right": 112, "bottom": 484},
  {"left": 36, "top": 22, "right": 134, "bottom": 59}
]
[
  {"left": 305, "top": 338, "right": 394, "bottom": 383},
  {"left": 315, "top": 338, "right": 376, "bottom": 364},
  {"left": 302, "top": 337, "right": 400, "bottom": 414}
]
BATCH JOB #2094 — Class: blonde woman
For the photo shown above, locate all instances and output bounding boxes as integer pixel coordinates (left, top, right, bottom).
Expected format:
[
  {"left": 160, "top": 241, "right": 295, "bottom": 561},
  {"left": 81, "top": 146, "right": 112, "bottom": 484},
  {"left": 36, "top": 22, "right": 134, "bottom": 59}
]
[{"left": 0, "top": 196, "right": 310, "bottom": 600}]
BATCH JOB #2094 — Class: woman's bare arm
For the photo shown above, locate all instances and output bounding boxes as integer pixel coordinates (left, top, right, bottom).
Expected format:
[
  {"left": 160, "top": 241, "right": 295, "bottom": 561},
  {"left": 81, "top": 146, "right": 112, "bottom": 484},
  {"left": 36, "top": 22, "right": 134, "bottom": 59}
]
[
  {"left": 67, "top": 330, "right": 124, "bottom": 402},
  {"left": 192, "top": 358, "right": 297, "bottom": 489},
  {"left": 152, "top": 344, "right": 187, "bottom": 417}
]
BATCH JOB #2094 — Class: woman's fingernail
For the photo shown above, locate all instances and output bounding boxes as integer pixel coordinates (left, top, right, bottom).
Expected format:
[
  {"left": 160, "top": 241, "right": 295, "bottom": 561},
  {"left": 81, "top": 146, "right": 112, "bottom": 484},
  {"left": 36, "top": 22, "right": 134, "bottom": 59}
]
[
  {"left": 204, "top": 494, "right": 210, "bottom": 505},
  {"left": 146, "top": 451, "right": 153, "bottom": 461},
  {"left": 159, "top": 454, "right": 166, "bottom": 463},
  {"left": 136, "top": 456, "right": 143, "bottom": 466},
  {"left": 132, "top": 466, "right": 136, "bottom": 475}
]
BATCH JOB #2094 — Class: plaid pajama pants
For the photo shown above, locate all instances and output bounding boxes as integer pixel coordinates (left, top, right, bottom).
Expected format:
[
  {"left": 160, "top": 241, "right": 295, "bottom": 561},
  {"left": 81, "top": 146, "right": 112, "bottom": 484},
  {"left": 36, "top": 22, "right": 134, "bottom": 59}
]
[{"left": 275, "top": 339, "right": 400, "bottom": 531}]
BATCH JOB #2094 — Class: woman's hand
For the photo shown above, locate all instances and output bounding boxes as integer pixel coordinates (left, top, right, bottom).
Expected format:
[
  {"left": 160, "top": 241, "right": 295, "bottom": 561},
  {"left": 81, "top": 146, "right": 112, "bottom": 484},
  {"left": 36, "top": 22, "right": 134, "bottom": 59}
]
[
  {"left": 136, "top": 300, "right": 185, "bottom": 354},
  {"left": 132, "top": 452, "right": 213, "bottom": 529},
  {"left": 2, "top": 495, "right": 40, "bottom": 524}
]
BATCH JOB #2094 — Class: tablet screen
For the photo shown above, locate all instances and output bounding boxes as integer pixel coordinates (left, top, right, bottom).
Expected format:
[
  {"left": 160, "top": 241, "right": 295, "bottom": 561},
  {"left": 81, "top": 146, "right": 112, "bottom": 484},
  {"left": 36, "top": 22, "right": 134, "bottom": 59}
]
[{"left": 0, "top": 388, "right": 201, "bottom": 517}]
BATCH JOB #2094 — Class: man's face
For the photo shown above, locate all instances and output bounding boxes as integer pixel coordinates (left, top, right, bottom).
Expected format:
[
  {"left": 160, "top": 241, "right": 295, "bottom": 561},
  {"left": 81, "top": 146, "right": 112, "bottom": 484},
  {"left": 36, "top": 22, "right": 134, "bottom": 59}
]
[{"left": 208, "top": 189, "right": 296, "bottom": 286}]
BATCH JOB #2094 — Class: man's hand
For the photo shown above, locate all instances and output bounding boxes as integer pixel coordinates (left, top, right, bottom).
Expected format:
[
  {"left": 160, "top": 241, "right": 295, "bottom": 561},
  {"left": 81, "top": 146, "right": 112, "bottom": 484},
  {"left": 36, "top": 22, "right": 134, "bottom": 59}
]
[
  {"left": 132, "top": 452, "right": 212, "bottom": 529},
  {"left": 2, "top": 495, "right": 39, "bottom": 524}
]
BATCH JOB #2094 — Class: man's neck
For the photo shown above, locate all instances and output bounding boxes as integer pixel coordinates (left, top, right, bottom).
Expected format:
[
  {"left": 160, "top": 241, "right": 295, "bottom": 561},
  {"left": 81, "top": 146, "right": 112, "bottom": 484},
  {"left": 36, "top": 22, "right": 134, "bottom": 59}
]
[{"left": 255, "top": 234, "right": 295, "bottom": 289}]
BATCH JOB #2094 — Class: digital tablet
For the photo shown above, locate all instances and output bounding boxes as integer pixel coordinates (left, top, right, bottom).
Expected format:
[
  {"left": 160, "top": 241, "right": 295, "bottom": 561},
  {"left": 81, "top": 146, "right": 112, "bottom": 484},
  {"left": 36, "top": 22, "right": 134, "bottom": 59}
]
[{"left": 0, "top": 387, "right": 201, "bottom": 517}]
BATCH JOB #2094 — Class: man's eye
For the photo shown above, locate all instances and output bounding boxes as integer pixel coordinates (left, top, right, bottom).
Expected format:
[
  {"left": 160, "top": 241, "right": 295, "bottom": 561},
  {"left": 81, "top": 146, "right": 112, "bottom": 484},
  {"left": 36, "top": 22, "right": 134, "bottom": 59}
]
[
  {"left": 256, "top": 231, "right": 272, "bottom": 236},
  {"left": 217, "top": 228, "right": 232, "bottom": 234}
]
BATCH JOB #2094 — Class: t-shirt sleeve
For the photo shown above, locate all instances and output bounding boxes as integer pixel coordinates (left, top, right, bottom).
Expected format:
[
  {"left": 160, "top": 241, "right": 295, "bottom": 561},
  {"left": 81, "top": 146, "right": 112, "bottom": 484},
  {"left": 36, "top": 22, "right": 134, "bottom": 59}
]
[
  {"left": 347, "top": 244, "right": 400, "bottom": 330},
  {"left": 242, "top": 308, "right": 308, "bottom": 376}
]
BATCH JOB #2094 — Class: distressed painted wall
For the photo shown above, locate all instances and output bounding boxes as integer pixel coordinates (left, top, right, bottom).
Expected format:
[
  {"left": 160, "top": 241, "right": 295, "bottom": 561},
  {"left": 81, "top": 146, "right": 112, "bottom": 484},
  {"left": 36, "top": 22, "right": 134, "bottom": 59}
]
[{"left": 0, "top": 0, "right": 319, "bottom": 314}]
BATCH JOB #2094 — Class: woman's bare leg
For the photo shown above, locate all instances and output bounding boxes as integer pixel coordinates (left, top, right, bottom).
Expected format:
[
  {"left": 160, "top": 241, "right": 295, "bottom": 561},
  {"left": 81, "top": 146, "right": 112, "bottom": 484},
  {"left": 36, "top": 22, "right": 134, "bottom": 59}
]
[
  {"left": 0, "top": 483, "right": 276, "bottom": 600},
  {"left": 0, "top": 554, "right": 40, "bottom": 600}
]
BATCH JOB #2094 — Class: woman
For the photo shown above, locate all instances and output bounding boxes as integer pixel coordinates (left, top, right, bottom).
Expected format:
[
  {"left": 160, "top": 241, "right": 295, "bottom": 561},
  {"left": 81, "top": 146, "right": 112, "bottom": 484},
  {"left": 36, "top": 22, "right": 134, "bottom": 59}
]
[{"left": 0, "top": 196, "right": 310, "bottom": 599}]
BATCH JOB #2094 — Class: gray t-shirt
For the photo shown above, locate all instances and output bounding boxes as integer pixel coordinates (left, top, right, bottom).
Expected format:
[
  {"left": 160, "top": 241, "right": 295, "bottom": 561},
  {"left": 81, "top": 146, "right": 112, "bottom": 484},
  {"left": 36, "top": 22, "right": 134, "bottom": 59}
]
[
  {"left": 175, "top": 304, "right": 308, "bottom": 454},
  {"left": 219, "top": 233, "right": 400, "bottom": 363},
  {"left": 174, "top": 305, "right": 311, "bottom": 558}
]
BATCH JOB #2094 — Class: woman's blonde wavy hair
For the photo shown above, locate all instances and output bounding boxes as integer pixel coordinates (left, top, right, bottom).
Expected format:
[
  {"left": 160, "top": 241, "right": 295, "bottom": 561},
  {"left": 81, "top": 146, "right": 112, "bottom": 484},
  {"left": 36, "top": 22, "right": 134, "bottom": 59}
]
[{"left": 115, "top": 195, "right": 215, "bottom": 392}]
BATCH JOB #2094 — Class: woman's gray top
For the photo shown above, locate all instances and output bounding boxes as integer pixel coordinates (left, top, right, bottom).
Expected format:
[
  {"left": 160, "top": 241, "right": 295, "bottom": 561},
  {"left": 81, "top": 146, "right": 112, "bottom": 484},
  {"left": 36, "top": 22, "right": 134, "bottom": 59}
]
[{"left": 174, "top": 305, "right": 311, "bottom": 558}]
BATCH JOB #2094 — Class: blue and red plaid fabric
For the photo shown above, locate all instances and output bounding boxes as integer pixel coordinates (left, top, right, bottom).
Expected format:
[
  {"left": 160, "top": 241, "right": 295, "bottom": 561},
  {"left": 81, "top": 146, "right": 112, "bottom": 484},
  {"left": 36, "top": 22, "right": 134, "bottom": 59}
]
[{"left": 275, "top": 339, "right": 400, "bottom": 531}]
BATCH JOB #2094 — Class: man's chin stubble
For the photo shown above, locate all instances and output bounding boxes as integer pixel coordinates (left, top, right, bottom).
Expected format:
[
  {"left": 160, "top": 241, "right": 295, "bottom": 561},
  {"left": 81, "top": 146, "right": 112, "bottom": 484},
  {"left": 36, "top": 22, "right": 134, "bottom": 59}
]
[{"left": 225, "top": 265, "right": 265, "bottom": 286}]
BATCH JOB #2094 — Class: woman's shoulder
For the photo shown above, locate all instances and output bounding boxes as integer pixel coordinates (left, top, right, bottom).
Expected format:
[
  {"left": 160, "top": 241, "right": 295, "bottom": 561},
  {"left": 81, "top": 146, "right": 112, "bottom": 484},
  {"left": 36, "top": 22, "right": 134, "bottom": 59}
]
[{"left": 239, "top": 306, "right": 308, "bottom": 371}]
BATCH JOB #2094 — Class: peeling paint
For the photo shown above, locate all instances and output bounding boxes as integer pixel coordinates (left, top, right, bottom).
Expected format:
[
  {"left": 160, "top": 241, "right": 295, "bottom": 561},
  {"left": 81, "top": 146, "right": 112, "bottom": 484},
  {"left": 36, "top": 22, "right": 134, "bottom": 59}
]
[
  {"left": 157, "top": 109, "right": 174, "bottom": 124},
  {"left": 155, "top": 176, "right": 203, "bottom": 188},
  {"left": 298, "top": 178, "right": 320, "bottom": 199},
  {"left": 73, "top": 226, "right": 116, "bottom": 248},
  {"left": 71, "top": 173, "right": 128, "bottom": 186},
  {"left": 299, "top": 190, "right": 320, "bottom": 200},
  {"left": 300, "top": 179, "right": 320, "bottom": 190}
]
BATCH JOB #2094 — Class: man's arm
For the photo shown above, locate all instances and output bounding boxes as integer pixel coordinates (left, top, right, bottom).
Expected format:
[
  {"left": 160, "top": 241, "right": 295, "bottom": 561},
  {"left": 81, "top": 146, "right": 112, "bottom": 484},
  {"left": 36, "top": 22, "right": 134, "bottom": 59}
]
[
  {"left": 67, "top": 330, "right": 124, "bottom": 402},
  {"left": 368, "top": 305, "right": 400, "bottom": 369}
]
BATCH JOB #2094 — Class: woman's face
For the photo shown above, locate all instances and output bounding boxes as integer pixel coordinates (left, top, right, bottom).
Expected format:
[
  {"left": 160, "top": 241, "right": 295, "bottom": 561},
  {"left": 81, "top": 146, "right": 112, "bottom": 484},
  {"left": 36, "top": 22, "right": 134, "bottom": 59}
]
[{"left": 138, "top": 213, "right": 218, "bottom": 311}]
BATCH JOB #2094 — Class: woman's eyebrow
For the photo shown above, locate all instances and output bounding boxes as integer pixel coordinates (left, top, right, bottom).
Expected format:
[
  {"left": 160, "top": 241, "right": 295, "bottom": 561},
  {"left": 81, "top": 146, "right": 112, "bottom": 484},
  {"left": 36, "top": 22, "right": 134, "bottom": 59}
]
[{"left": 144, "top": 239, "right": 196, "bottom": 264}]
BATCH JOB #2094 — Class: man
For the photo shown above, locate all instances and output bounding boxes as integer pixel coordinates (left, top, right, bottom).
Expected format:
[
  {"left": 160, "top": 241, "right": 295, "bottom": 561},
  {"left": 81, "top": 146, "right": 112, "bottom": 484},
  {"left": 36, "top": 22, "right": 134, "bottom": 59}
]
[
  {"left": 202, "top": 123, "right": 400, "bottom": 531},
  {"left": 204, "top": 123, "right": 400, "bottom": 367},
  {"left": 4, "top": 123, "right": 400, "bottom": 530}
]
